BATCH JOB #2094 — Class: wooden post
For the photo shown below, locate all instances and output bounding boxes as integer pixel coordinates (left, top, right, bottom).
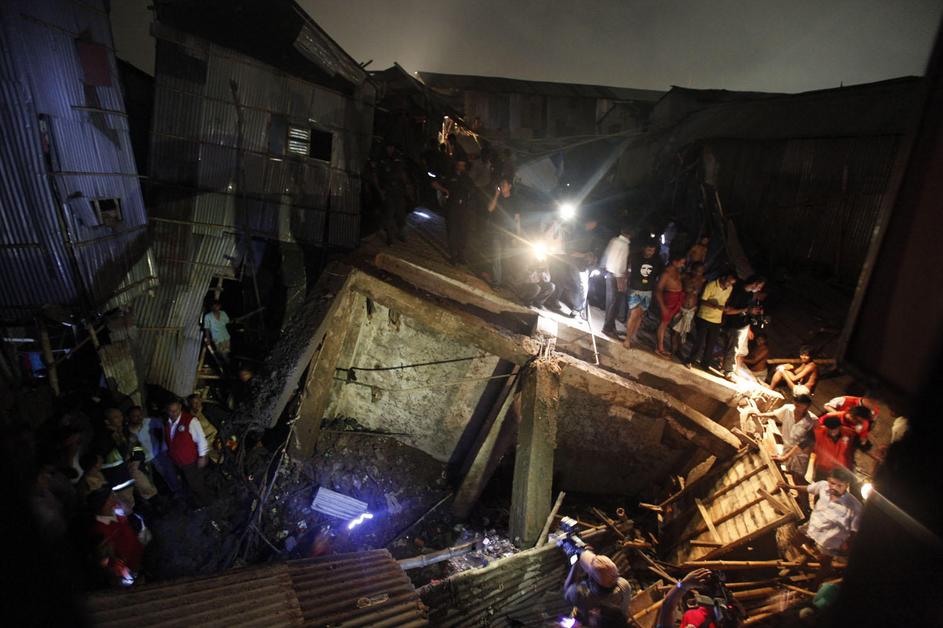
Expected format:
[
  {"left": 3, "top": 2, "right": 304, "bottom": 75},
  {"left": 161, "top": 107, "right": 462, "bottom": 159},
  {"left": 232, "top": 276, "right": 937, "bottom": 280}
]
[
  {"left": 452, "top": 368, "right": 521, "bottom": 519},
  {"left": 37, "top": 319, "right": 59, "bottom": 396},
  {"left": 290, "top": 290, "right": 362, "bottom": 458},
  {"left": 509, "top": 360, "right": 559, "bottom": 547}
]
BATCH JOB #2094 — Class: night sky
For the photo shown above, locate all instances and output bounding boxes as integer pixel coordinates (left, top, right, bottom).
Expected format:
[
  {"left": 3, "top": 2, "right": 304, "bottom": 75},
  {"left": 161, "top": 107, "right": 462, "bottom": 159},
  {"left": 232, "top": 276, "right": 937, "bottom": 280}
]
[{"left": 111, "top": 0, "right": 942, "bottom": 92}]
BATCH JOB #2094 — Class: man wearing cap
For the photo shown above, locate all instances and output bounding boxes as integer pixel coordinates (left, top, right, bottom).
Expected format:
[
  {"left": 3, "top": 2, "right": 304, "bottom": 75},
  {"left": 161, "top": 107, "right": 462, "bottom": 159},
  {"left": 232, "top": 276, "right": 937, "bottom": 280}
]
[{"left": 563, "top": 548, "right": 632, "bottom": 621}]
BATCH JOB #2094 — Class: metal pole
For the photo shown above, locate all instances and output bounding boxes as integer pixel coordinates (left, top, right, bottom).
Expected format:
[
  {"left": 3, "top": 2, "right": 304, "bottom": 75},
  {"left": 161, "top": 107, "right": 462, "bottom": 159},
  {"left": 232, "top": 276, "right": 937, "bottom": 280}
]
[{"left": 397, "top": 538, "right": 481, "bottom": 570}]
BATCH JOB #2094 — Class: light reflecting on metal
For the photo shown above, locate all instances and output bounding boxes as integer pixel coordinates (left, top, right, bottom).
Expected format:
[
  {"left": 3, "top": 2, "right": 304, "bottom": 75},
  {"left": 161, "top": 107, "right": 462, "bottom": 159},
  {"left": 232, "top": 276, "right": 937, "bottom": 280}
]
[{"left": 347, "top": 511, "right": 374, "bottom": 530}]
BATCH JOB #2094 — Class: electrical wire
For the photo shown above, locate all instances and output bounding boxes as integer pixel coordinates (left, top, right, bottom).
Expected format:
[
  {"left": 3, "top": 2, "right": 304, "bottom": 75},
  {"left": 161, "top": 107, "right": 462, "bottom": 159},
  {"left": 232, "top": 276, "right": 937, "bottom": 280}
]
[
  {"left": 332, "top": 371, "right": 516, "bottom": 393},
  {"left": 336, "top": 354, "right": 488, "bottom": 373}
]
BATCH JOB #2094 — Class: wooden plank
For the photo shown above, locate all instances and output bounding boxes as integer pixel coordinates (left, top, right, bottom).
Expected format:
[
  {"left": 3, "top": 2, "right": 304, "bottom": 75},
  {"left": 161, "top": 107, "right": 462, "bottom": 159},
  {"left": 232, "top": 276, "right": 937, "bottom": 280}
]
[
  {"left": 675, "top": 494, "right": 766, "bottom": 547},
  {"left": 695, "top": 498, "right": 722, "bottom": 545},
  {"left": 702, "top": 513, "right": 798, "bottom": 560},
  {"left": 758, "top": 488, "right": 792, "bottom": 516},
  {"left": 689, "top": 540, "right": 723, "bottom": 548}
]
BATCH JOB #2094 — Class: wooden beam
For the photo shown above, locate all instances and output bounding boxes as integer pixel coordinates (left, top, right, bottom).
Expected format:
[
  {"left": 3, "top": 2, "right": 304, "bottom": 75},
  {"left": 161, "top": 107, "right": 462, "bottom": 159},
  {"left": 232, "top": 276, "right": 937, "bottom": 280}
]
[
  {"left": 290, "top": 289, "right": 361, "bottom": 458},
  {"left": 701, "top": 513, "right": 798, "bottom": 561},
  {"left": 695, "top": 498, "right": 723, "bottom": 545},
  {"left": 452, "top": 366, "right": 521, "bottom": 519},
  {"left": 758, "top": 488, "right": 792, "bottom": 516},
  {"left": 509, "top": 360, "right": 560, "bottom": 547},
  {"left": 690, "top": 540, "right": 723, "bottom": 548}
]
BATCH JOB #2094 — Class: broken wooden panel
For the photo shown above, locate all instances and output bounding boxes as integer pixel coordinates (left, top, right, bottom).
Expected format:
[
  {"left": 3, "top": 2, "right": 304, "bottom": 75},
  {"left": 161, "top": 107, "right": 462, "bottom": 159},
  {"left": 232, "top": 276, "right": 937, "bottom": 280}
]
[{"left": 660, "top": 447, "right": 801, "bottom": 565}]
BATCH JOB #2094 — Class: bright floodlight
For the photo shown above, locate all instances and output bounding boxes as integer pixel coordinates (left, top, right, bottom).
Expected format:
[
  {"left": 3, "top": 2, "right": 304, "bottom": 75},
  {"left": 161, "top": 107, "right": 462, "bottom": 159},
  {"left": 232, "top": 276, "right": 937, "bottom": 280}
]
[
  {"left": 532, "top": 241, "right": 548, "bottom": 261},
  {"left": 861, "top": 482, "right": 874, "bottom": 500},
  {"left": 558, "top": 202, "right": 577, "bottom": 221}
]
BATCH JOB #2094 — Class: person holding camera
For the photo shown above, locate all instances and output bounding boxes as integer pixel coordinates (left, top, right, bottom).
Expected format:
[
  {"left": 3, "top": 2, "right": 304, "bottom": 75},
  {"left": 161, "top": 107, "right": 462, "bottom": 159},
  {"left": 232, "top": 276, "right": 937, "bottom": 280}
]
[{"left": 563, "top": 548, "right": 632, "bottom": 622}]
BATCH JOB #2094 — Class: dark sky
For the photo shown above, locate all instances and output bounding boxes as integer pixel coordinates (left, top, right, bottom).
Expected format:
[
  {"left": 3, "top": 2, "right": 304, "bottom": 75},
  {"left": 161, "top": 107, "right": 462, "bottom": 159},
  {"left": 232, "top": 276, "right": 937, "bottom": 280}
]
[{"left": 113, "top": 0, "right": 942, "bottom": 92}]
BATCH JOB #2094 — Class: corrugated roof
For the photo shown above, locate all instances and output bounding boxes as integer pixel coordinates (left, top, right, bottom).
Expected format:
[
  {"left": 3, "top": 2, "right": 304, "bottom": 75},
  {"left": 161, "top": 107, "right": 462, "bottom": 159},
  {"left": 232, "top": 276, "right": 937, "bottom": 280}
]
[
  {"left": 85, "top": 550, "right": 427, "bottom": 627},
  {"left": 418, "top": 71, "right": 664, "bottom": 103},
  {"left": 154, "top": 0, "right": 367, "bottom": 92}
]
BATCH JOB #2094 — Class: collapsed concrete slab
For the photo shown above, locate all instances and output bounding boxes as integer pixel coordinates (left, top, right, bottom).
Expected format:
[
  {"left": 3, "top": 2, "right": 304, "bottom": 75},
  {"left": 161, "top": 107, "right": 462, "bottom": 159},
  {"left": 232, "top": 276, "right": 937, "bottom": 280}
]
[{"left": 239, "top": 243, "right": 745, "bottom": 545}]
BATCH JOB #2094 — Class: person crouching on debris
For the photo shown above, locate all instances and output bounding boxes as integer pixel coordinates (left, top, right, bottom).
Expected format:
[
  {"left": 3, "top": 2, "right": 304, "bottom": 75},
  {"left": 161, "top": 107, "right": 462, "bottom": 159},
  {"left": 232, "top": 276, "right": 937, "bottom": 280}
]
[{"left": 563, "top": 548, "right": 632, "bottom": 623}]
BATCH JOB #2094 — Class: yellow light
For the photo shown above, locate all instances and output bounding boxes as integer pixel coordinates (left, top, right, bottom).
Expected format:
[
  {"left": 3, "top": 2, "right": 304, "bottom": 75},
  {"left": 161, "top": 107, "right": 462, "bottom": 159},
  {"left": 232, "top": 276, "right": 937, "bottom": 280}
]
[{"left": 532, "top": 241, "right": 548, "bottom": 261}]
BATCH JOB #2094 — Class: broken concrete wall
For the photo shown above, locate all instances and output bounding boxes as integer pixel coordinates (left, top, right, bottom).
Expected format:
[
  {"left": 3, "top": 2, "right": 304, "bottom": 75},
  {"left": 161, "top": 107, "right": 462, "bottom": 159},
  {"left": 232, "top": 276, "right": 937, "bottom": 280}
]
[
  {"left": 555, "top": 383, "right": 687, "bottom": 496},
  {"left": 328, "top": 299, "right": 501, "bottom": 462}
]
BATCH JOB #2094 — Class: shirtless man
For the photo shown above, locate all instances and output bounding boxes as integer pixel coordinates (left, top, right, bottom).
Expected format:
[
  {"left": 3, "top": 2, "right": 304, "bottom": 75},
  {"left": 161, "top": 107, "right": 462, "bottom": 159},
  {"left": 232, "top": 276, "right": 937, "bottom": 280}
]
[
  {"left": 743, "top": 332, "right": 770, "bottom": 381},
  {"left": 687, "top": 235, "right": 709, "bottom": 266},
  {"left": 768, "top": 345, "right": 819, "bottom": 395},
  {"left": 655, "top": 254, "right": 686, "bottom": 357},
  {"left": 670, "top": 262, "right": 705, "bottom": 355}
]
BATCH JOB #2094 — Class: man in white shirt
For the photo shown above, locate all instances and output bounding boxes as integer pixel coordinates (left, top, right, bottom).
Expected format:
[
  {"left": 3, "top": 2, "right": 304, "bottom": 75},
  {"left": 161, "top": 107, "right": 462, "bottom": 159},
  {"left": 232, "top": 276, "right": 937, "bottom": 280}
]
[
  {"left": 600, "top": 227, "right": 631, "bottom": 338},
  {"left": 128, "top": 405, "right": 180, "bottom": 494},
  {"left": 758, "top": 394, "right": 817, "bottom": 448},
  {"left": 203, "top": 301, "right": 231, "bottom": 360},
  {"left": 781, "top": 468, "right": 862, "bottom": 561},
  {"left": 164, "top": 400, "right": 211, "bottom": 506}
]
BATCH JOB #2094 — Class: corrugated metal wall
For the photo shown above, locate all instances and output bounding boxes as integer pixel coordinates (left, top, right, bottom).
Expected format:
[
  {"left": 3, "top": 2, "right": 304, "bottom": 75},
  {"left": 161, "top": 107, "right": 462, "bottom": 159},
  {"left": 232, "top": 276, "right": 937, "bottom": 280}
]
[
  {"left": 134, "top": 23, "right": 374, "bottom": 395},
  {"left": 85, "top": 549, "right": 427, "bottom": 627},
  {"left": 710, "top": 135, "right": 900, "bottom": 285},
  {"left": 0, "top": 0, "right": 155, "bottom": 322}
]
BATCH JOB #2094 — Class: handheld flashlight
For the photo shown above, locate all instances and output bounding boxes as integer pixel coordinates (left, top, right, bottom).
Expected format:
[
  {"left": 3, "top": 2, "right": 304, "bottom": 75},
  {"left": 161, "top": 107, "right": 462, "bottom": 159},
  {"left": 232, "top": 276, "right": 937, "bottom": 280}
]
[{"left": 532, "top": 241, "right": 548, "bottom": 262}]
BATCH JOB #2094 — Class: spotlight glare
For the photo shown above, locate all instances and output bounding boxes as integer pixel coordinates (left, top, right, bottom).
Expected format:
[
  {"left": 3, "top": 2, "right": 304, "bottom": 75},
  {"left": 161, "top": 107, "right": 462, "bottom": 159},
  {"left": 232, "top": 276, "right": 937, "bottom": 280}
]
[
  {"left": 532, "top": 241, "right": 548, "bottom": 262},
  {"left": 558, "top": 202, "right": 577, "bottom": 221},
  {"left": 560, "top": 618, "right": 576, "bottom": 628},
  {"left": 413, "top": 210, "right": 432, "bottom": 220},
  {"left": 861, "top": 482, "right": 874, "bottom": 500}
]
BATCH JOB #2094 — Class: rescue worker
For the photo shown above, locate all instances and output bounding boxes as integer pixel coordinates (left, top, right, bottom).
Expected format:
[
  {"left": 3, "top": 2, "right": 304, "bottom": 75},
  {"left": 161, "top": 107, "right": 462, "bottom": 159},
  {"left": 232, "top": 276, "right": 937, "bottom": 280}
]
[
  {"left": 372, "top": 140, "right": 412, "bottom": 244},
  {"left": 163, "top": 400, "right": 211, "bottom": 506}
]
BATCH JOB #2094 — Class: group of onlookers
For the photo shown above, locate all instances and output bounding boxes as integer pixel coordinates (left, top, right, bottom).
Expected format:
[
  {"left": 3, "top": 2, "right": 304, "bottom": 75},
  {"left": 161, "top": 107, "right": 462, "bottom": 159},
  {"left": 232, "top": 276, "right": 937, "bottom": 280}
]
[{"left": 29, "top": 394, "right": 225, "bottom": 588}]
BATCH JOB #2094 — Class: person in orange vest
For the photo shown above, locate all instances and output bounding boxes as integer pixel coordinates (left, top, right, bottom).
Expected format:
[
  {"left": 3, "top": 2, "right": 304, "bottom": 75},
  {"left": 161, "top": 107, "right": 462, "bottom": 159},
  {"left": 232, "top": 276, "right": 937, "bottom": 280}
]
[{"left": 163, "top": 400, "right": 211, "bottom": 506}]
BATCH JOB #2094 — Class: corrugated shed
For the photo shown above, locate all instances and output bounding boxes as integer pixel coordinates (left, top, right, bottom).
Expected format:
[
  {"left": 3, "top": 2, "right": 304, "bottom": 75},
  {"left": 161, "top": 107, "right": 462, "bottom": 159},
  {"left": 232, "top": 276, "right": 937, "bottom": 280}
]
[
  {"left": 85, "top": 550, "right": 427, "bottom": 627},
  {"left": 0, "top": 0, "right": 155, "bottom": 322},
  {"left": 135, "top": 13, "right": 373, "bottom": 395}
]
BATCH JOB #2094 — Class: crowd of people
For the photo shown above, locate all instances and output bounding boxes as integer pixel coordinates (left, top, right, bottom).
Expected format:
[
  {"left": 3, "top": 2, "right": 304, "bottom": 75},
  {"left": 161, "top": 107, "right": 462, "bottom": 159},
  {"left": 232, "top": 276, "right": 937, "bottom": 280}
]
[{"left": 27, "top": 392, "right": 226, "bottom": 588}]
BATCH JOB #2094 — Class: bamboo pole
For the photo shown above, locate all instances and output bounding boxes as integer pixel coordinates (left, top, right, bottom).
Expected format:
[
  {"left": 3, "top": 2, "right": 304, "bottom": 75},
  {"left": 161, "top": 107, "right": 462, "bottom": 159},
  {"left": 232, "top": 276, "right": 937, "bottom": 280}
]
[
  {"left": 37, "top": 319, "right": 59, "bottom": 396},
  {"left": 534, "top": 491, "right": 566, "bottom": 548}
]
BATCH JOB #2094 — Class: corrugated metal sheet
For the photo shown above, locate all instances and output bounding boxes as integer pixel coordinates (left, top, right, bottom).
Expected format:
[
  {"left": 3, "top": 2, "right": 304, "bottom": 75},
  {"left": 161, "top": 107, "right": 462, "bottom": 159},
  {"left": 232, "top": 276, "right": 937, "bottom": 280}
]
[
  {"left": 0, "top": 0, "right": 155, "bottom": 322},
  {"left": 136, "top": 18, "right": 373, "bottom": 394},
  {"left": 419, "top": 71, "right": 664, "bottom": 103},
  {"left": 85, "top": 550, "right": 427, "bottom": 628},
  {"left": 420, "top": 526, "right": 621, "bottom": 627},
  {"left": 708, "top": 134, "right": 900, "bottom": 285}
]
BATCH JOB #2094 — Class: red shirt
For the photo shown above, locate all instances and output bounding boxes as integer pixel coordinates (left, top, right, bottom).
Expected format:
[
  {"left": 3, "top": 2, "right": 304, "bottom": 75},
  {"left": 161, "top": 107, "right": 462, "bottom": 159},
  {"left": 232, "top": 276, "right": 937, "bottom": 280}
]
[
  {"left": 819, "top": 411, "right": 871, "bottom": 443},
  {"left": 681, "top": 606, "right": 715, "bottom": 628},
  {"left": 92, "top": 515, "right": 143, "bottom": 572},
  {"left": 829, "top": 396, "right": 879, "bottom": 417},
  {"left": 813, "top": 424, "right": 857, "bottom": 473}
]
